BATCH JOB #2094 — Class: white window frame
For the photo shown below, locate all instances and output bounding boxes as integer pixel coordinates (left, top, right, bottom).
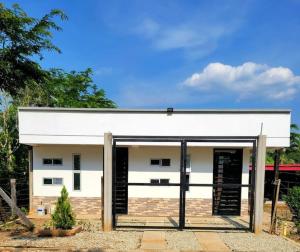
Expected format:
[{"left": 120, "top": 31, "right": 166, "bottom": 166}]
[
  {"left": 43, "top": 177, "right": 63, "bottom": 185},
  {"left": 72, "top": 153, "right": 81, "bottom": 191},
  {"left": 42, "top": 158, "right": 63, "bottom": 166}
]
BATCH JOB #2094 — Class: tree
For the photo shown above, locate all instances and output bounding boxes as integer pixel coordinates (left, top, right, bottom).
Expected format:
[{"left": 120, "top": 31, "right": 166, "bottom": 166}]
[
  {"left": 266, "top": 123, "right": 300, "bottom": 164},
  {"left": 0, "top": 3, "right": 67, "bottom": 95},
  {"left": 51, "top": 186, "right": 75, "bottom": 229}
]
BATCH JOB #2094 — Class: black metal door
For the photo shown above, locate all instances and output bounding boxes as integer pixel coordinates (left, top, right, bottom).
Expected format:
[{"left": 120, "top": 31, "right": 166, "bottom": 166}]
[
  {"left": 213, "top": 149, "right": 243, "bottom": 215},
  {"left": 115, "top": 147, "right": 128, "bottom": 214}
]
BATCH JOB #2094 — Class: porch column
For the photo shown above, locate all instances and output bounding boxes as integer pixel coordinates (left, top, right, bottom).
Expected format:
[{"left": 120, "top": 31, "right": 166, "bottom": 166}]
[
  {"left": 28, "top": 147, "right": 33, "bottom": 213},
  {"left": 103, "top": 132, "right": 113, "bottom": 232},
  {"left": 254, "top": 134, "right": 267, "bottom": 234}
]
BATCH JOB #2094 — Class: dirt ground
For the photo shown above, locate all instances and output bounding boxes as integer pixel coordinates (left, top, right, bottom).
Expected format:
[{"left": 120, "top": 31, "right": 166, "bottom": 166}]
[{"left": 0, "top": 212, "right": 300, "bottom": 251}]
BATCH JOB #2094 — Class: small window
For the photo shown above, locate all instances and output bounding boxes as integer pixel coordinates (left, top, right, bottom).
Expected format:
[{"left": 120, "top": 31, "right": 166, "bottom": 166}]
[
  {"left": 186, "top": 174, "right": 190, "bottom": 191},
  {"left": 186, "top": 155, "right": 191, "bottom": 169},
  {"left": 161, "top": 159, "right": 171, "bottom": 166},
  {"left": 43, "top": 178, "right": 52, "bottom": 185},
  {"left": 43, "top": 159, "right": 52, "bottom": 165},
  {"left": 43, "top": 178, "right": 63, "bottom": 185},
  {"left": 160, "top": 179, "right": 170, "bottom": 184},
  {"left": 53, "top": 159, "right": 63, "bottom": 165},
  {"left": 74, "top": 173, "right": 81, "bottom": 190},
  {"left": 53, "top": 178, "right": 63, "bottom": 185},
  {"left": 150, "top": 159, "right": 160, "bottom": 165},
  {"left": 150, "top": 179, "right": 159, "bottom": 184},
  {"left": 73, "top": 155, "right": 81, "bottom": 170}
]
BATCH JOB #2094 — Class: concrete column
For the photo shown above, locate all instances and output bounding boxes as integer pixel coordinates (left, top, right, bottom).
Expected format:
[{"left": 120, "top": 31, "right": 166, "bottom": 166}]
[
  {"left": 254, "top": 134, "right": 267, "bottom": 234},
  {"left": 28, "top": 148, "right": 33, "bottom": 213},
  {"left": 103, "top": 132, "right": 113, "bottom": 232},
  {"left": 10, "top": 179, "right": 16, "bottom": 217}
]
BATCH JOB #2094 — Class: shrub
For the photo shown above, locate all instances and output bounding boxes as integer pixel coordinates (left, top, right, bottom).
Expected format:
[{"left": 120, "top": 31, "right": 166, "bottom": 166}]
[
  {"left": 284, "top": 186, "right": 300, "bottom": 233},
  {"left": 51, "top": 186, "right": 75, "bottom": 229}
]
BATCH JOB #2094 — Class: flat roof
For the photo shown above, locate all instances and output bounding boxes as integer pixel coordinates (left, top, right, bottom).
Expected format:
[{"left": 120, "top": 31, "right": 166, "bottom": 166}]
[{"left": 18, "top": 107, "right": 291, "bottom": 114}]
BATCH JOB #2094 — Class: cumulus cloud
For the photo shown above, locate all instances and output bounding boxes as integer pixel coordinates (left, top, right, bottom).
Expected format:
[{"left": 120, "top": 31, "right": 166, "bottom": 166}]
[{"left": 183, "top": 62, "right": 300, "bottom": 100}]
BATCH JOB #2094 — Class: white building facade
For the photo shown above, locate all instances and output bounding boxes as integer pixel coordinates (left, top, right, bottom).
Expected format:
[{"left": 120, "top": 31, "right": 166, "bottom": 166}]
[{"left": 18, "top": 107, "right": 291, "bottom": 224}]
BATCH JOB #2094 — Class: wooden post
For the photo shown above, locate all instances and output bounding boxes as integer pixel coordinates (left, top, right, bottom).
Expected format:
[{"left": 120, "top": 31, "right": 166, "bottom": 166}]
[
  {"left": 10, "top": 179, "right": 16, "bottom": 217},
  {"left": 271, "top": 150, "right": 280, "bottom": 223},
  {"left": 269, "top": 179, "right": 281, "bottom": 233},
  {"left": 28, "top": 147, "right": 33, "bottom": 213},
  {"left": 0, "top": 187, "right": 34, "bottom": 230},
  {"left": 254, "top": 134, "right": 267, "bottom": 234},
  {"left": 103, "top": 132, "right": 112, "bottom": 232}
]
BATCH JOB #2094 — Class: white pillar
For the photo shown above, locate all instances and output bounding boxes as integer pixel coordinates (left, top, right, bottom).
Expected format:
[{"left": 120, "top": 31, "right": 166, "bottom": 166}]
[
  {"left": 254, "top": 134, "right": 267, "bottom": 234},
  {"left": 103, "top": 132, "right": 113, "bottom": 232}
]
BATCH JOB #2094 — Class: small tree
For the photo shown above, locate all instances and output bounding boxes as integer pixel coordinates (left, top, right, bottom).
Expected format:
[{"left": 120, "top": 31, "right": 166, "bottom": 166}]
[{"left": 51, "top": 186, "right": 75, "bottom": 229}]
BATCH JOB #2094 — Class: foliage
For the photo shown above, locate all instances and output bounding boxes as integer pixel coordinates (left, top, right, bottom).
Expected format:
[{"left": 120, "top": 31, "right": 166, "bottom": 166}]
[
  {"left": 284, "top": 186, "right": 300, "bottom": 232},
  {"left": 0, "top": 3, "right": 66, "bottom": 95},
  {"left": 266, "top": 124, "right": 300, "bottom": 164},
  {"left": 15, "top": 68, "right": 116, "bottom": 108},
  {"left": 51, "top": 186, "right": 75, "bottom": 229}
]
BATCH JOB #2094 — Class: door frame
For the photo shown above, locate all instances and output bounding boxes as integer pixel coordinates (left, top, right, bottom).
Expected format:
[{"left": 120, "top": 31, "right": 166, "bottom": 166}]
[{"left": 212, "top": 148, "right": 243, "bottom": 216}]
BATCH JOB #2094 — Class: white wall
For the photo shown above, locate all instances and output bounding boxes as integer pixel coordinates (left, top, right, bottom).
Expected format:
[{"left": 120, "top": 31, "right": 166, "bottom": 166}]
[
  {"left": 33, "top": 145, "right": 250, "bottom": 200},
  {"left": 19, "top": 108, "right": 291, "bottom": 147},
  {"left": 33, "top": 145, "right": 103, "bottom": 197},
  {"left": 128, "top": 146, "right": 250, "bottom": 199}
]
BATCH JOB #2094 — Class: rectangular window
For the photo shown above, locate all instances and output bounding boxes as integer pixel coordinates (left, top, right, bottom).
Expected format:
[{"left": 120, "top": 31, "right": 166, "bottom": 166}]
[
  {"left": 150, "top": 179, "right": 159, "bottom": 184},
  {"left": 43, "top": 178, "right": 63, "bottom": 185},
  {"left": 186, "top": 174, "right": 190, "bottom": 191},
  {"left": 73, "top": 155, "right": 81, "bottom": 170},
  {"left": 43, "top": 158, "right": 63, "bottom": 165},
  {"left": 150, "top": 159, "right": 160, "bottom": 165},
  {"left": 74, "top": 173, "right": 81, "bottom": 190},
  {"left": 53, "top": 159, "right": 63, "bottom": 165},
  {"left": 186, "top": 154, "right": 191, "bottom": 172},
  {"left": 73, "top": 154, "right": 81, "bottom": 190},
  {"left": 161, "top": 159, "right": 171, "bottom": 166},
  {"left": 43, "top": 159, "right": 52, "bottom": 165},
  {"left": 160, "top": 179, "right": 170, "bottom": 184}
]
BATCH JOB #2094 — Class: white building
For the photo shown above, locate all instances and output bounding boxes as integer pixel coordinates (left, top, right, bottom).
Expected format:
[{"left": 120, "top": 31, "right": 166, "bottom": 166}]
[{"left": 18, "top": 107, "right": 291, "bottom": 232}]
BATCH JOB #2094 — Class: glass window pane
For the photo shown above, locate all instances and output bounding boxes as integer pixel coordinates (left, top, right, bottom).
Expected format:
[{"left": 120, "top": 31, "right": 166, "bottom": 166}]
[
  {"left": 73, "top": 155, "right": 81, "bottom": 170},
  {"left": 161, "top": 159, "right": 171, "bottom": 166},
  {"left": 53, "top": 159, "right": 63, "bottom": 165},
  {"left": 74, "top": 173, "right": 81, "bottom": 190},
  {"left": 53, "top": 178, "right": 63, "bottom": 185},
  {"left": 186, "top": 155, "right": 191, "bottom": 169},
  {"left": 150, "top": 159, "right": 160, "bottom": 165},
  {"left": 44, "top": 178, "right": 52, "bottom": 184},
  {"left": 160, "top": 179, "right": 170, "bottom": 184},
  {"left": 43, "top": 159, "right": 52, "bottom": 165}
]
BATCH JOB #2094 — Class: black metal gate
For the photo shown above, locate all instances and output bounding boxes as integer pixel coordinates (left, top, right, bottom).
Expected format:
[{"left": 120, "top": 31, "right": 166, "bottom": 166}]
[{"left": 112, "top": 136, "right": 257, "bottom": 231}]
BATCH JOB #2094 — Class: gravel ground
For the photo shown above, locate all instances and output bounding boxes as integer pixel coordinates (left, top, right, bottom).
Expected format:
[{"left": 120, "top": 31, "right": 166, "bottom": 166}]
[
  {"left": 220, "top": 231, "right": 300, "bottom": 252},
  {"left": 1, "top": 231, "right": 143, "bottom": 250},
  {"left": 165, "top": 230, "right": 201, "bottom": 251}
]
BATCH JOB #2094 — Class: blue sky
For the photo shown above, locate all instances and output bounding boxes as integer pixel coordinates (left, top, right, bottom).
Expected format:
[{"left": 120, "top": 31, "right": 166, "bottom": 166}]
[{"left": 5, "top": 0, "right": 300, "bottom": 124}]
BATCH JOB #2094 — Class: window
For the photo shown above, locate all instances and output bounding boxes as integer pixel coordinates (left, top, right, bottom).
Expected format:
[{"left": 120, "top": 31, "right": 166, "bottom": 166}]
[
  {"left": 43, "top": 159, "right": 52, "bottom": 165},
  {"left": 73, "top": 154, "right": 81, "bottom": 190},
  {"left": 43, "top": 158, "right": 63, "bottom": 165},
  {"left": 186, "top": 154, "right": 191, "bottom": 172},
  {"left": 43, "top": 178, "right": 63, "bottom": 185},
  {"left": 185, "top": 174, "right": 190, "bottom": 191},
  {"left": 53, "top": 159, "right": 63, "bottom": 165},
  {"left": 161, "top": 159, "right": 171, "bottom": 166},
  {"left": 150, "top": 179, "right": 170, "bottom": 184},
  {"left": 160, "top": 179, "right": 170, "bottom": 184},
  {"left": 150, "top": 159, "right": 160, "bottom": 165},
  {"left": 150, "top": 179, "right": 159, "bottom": 184}
]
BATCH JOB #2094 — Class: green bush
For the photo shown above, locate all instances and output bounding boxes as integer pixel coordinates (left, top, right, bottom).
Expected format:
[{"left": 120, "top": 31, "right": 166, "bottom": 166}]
[
  {"left": 51, "top": 186, "right": 75, "bottom": 229},
  {"left": 284, "top": 186, "right": 300, "bottom": 225}
]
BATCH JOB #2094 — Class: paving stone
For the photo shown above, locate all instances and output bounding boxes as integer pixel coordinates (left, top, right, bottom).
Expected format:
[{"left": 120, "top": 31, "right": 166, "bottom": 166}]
[
  {"left": 141, "top": 231, "right": 166, "bottom": 250},
  {"left": 195, "top": 232, "right": 230, "bottom": 252}
]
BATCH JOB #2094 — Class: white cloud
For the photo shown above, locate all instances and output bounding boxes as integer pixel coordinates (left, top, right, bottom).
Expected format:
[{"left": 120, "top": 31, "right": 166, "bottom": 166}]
[
  {"left": 183, "top": 62, "right": 300, "bottom": 100},
  {"left": 135, "top": 18, "right": 237, "bottom": 59}
]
